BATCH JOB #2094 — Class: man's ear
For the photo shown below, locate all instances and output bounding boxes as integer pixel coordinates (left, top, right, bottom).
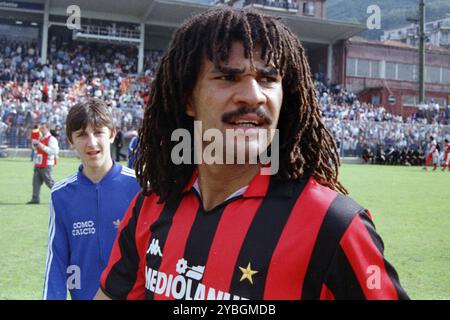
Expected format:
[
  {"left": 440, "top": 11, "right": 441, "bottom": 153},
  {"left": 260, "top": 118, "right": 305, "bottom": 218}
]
[
  {"left": 67, "top": 137, "right": 77, "bottom": 153},
  {"left": 67, "top": 134, "right": 73, "bottom": 148},
  {"left": 109, "top": 127, "right": 117, "bottom": 143},
  {"left": 185, "top": 97, "right": 196, "bottom": 117}
]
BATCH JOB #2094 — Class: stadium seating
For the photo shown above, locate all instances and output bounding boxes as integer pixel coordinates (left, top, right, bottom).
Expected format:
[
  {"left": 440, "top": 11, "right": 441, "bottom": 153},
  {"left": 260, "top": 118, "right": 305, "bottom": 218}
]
[{"left": 0, "top": 37, "right": 448, "bottom": 163}]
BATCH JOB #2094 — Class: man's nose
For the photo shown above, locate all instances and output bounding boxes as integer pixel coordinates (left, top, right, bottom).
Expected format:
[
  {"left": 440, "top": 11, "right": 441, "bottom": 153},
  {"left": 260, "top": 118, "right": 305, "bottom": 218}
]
[
  {"left": 86, "top": 134, "right": 98, "bottom": 147},
  {"left": 232, "top": 77, "right": 267, "bottom": 107}
]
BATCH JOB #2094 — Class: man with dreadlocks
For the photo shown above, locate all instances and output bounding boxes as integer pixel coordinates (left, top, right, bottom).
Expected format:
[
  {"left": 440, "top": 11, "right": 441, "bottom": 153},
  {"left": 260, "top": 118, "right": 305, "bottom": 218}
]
[{"left": 96, "top": 8, "right": 408, "bottom": 300}]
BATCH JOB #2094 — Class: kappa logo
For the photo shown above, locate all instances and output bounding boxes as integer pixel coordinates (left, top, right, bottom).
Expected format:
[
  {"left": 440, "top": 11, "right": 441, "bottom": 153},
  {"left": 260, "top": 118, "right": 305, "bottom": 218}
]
[{"left": 146, "top": 238, "right": 163, "bottom": 257}]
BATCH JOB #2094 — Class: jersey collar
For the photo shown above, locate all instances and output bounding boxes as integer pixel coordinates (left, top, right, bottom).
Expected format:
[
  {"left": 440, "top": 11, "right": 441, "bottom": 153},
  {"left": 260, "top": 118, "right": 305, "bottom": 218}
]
[
  {"left": 77, "top": 161, "right": 121, "bottom": 185},
  {"left": 192, "top": 179, "right": 249, "bottom": 202},
  {"left": 182, "top": 166, "right": 294, "bottom": 199}
]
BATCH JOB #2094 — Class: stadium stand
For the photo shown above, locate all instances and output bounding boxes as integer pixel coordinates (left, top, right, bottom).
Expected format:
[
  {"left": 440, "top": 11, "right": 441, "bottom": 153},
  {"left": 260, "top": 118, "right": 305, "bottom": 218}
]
[
  {"left": 0, "top": 37, "right": 448, "bottom": 165},
  {"left": 0, "top": 37, "right": 160, "bottom": 149}
]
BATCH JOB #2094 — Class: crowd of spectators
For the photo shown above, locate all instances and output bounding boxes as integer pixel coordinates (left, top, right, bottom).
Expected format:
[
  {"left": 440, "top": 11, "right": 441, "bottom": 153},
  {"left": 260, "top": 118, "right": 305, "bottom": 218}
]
[
  {"left": 314, "top": 75, "right": 449, "bottom": 161},
  {"left": 0, "top": 36, "right": 161, "bottom": 84},
  {"left": 0, "top": 37, "right": 161, "bottom": 150},
  {"left": 0, "top": 38, "right": 449, "bottom": 166}
]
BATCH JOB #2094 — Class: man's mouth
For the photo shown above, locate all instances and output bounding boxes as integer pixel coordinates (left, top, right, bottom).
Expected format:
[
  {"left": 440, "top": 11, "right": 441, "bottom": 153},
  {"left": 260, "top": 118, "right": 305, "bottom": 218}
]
[
  {"left": 224, "top": 113, "right": 266, "bottom": 129},
  {"left": 87, "top": 150, "right": 101, "bottom": 156},
  {"left": 222, "top": 106, "right": 272, "bottom": 129},
  {"left": 226, "top": 119, "right": 263, "bottom": 128}
]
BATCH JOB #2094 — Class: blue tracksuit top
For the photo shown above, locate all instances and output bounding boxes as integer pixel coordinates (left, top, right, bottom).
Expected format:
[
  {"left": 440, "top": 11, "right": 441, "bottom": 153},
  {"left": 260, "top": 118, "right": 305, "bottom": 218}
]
[{"left": 43, "top": 163, "right": 141, "bottom": 300}]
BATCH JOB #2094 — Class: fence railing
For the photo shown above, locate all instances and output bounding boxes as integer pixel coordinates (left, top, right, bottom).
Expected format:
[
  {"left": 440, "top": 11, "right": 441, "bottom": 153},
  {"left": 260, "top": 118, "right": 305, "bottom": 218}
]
[{"left": 1, "top": 119, "right": 448, "bottom": 157}]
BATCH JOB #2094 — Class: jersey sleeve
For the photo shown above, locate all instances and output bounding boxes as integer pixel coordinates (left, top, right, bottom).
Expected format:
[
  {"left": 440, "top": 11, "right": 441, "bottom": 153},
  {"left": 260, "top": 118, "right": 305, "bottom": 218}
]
[
  {"left": 42, "top": 136, "right": 59, "bottom": 156},
  {"left": 100, "top": 193, "right": 145, "bottom": 299},
  {"left": 321, "top": 210, "right": 409, "bottom": 300},
  {"left": 43, "top": 196, "right": 70, "bottom": 300}
]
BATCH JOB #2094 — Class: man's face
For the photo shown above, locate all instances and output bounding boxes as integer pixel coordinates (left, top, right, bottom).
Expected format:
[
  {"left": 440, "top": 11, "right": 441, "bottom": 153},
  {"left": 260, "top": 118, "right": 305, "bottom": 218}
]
[
  {"left": 39, "top": 124, "right": 49, "bottom": 135},
  {"left": 71, "top": 124, "right": 115, "bottom": 171},
  {"left": 186, "top": 41, "right": 283, "bottom": 163}
]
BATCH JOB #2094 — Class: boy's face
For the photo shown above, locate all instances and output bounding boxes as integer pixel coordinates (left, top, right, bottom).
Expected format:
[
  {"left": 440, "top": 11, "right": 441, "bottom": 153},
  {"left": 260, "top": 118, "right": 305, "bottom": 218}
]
[{"left": 71, "top": 124, "right": 115, "bottom": 171}]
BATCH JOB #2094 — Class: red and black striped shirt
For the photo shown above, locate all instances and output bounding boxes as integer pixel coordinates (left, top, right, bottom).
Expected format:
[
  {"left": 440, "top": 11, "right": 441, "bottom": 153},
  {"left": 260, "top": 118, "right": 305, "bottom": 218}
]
[{"left": 100, "top": 170, "right": 409, "bottom": 300}]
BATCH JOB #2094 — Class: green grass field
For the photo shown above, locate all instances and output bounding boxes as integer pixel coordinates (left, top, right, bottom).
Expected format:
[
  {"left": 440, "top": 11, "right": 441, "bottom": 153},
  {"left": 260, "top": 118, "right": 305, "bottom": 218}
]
[{"left": 0, "top": 157, "right": 449, "bottom": 300}]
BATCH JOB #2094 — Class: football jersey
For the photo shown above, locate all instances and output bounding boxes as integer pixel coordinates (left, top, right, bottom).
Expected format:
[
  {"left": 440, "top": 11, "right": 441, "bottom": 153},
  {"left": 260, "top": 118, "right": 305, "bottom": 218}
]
[
  {"left": 43, "top": 163, "right": 141, "bottom": 300},
  {"left": 101, "top": 170, "right": 408, "bottom": 300}
]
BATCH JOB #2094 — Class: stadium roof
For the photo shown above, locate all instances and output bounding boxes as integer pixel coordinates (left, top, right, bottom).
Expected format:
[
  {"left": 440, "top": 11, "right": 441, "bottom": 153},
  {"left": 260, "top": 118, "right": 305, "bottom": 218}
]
[{"left": 1, "top": 0, "right": 366, "bottom": 44}]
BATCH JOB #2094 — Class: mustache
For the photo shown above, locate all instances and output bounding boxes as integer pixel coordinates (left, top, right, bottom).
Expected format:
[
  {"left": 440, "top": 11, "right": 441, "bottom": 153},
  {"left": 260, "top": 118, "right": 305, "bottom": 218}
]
[{"left": 221, "top": 106, "right": 273, "bottom": 125}]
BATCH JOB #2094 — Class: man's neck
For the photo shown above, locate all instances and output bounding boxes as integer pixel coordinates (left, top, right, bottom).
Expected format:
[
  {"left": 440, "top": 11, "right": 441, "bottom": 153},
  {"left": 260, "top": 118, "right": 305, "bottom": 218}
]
[
  {"left": 83, "top": 160, "right": 114, "bottom": 184},
  {"left": 197, "top": 163, "right": 260, "bottom": 211}
]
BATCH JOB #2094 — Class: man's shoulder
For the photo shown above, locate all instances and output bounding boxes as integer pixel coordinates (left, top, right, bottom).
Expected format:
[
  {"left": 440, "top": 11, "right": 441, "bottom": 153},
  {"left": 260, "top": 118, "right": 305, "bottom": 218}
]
[
  {"left": 295, "top": 177, "right": 365, "bottom": 221},
  {"left": 136, "top": 191, "right": 160, "bottom": 212},
  {"left": 117, "top": 165, "right": 138, "bottom": 181},
  {"left": 50, "top": 173, "right": 80, "bottom": 208},
  {"left": 51, "top": 173, "right": 79, "bottom": 195},
  {"left": 112, "top": 164, "right": 141, "bottom": 191}
]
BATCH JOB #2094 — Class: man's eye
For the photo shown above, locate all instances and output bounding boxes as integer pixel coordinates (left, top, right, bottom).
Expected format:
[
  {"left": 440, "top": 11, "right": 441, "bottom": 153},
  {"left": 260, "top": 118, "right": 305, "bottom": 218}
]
[
  {"left": 217, "top": 75, "right": 235, "bottom": 81},
  {"left": 260, "top": 76, "right": 278, "bottom": 83}
]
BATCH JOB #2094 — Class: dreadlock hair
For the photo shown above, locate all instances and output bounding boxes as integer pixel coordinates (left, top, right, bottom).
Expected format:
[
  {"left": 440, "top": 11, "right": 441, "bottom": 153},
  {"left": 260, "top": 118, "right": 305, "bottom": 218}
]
[{"left": 136, "top": 7, "right": 348, "bottom": 203}]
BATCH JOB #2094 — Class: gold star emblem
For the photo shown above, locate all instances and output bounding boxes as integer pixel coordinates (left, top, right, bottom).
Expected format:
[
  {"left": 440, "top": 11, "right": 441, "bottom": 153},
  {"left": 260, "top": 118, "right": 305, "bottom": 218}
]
[{"left": 239, "top": 262, "right": 258, "bottom": 285}]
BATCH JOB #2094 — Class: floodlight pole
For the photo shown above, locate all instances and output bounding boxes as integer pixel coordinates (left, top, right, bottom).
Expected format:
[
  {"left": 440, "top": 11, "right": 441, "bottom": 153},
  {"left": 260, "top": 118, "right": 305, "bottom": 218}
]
[
  {"left": 41, "top": 0, "right": 50, "bottom": 64},
  {"left": 418, "top": 0, "right": 425, "bottom": 104}
]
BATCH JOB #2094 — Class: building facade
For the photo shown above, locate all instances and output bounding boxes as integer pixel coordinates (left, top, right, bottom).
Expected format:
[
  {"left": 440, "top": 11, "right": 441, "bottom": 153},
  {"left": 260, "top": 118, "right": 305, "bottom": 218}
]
[
  {"left": 219, "top": 0, "right": 326, "bottom": 18},
  {"left": 382, "top": 16, "right": 450, "bottom": 50},
  {"left": 342, "top": 37, "right": 450, "bottom": 118}
]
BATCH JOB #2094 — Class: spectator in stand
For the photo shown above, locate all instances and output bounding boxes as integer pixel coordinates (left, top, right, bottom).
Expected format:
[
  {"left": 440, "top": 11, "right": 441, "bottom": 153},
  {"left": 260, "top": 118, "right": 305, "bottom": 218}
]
[{"left": 0, "top": 36, "right": 447, "bottom": 161}]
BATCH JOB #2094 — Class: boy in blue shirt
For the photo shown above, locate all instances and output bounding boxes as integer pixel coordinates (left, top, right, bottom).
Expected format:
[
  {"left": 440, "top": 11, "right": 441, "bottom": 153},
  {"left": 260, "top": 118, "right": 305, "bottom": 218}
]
[{"left": 43, "top": 98, "right": 141, "bottom": 299}]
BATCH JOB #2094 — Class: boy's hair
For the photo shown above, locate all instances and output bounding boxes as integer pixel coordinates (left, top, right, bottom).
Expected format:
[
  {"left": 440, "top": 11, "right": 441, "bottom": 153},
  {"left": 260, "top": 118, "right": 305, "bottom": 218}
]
[{"left": 66, "top": 98, "right": 115, "bottom": 144}]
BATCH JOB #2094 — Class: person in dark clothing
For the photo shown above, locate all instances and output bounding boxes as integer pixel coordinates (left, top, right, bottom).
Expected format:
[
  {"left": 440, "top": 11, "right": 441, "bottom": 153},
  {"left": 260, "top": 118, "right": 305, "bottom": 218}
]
[
  {"left": 375, "top": 145, "right": 386, "bottom": 165},
  {"left": 362, "top": 144, "right": 373, "bottom": 164},
  {"left": 113, "top": 127, "right": 127, "bottom": 162}
]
